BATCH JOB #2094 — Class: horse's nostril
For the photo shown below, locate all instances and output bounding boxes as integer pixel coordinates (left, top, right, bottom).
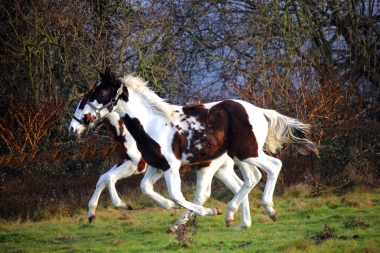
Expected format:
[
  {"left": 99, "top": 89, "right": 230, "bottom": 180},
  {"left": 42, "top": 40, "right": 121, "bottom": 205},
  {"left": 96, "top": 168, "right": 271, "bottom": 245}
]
[{"left": 69, "top": 126, "right": 73, "bottom": 133}]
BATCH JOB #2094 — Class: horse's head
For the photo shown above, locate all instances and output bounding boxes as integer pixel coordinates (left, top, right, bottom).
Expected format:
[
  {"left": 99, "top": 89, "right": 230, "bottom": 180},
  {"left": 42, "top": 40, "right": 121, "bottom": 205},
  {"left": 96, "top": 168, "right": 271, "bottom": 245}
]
[
  {"left": 81, "top": 67, "right": 129, "bottom": 126},
  {"left": 68, "top": 84, "right": 97, "bottom": 135},
  {"left": 68, "top": 97, "right": 86, "bottom": 135}
]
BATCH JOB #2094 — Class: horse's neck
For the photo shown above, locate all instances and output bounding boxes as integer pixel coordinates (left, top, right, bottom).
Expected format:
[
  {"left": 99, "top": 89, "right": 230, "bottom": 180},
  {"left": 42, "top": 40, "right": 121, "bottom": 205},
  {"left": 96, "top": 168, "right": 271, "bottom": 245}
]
[{"left": 118, "top": 91, "right": 170, "bottom": 135}]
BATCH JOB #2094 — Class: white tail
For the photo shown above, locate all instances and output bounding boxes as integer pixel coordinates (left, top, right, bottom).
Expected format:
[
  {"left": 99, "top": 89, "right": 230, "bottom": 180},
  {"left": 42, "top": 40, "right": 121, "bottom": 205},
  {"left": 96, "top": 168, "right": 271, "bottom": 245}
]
[{"left": 262, "top": 109, "right": 319, "bottom": 155}]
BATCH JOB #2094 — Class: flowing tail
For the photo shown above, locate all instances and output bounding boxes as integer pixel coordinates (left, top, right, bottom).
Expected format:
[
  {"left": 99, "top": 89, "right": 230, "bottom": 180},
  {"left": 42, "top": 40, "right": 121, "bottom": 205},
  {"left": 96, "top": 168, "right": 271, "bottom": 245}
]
[{"left": 262, "top": 109, "right": 319, "bottom": 155}]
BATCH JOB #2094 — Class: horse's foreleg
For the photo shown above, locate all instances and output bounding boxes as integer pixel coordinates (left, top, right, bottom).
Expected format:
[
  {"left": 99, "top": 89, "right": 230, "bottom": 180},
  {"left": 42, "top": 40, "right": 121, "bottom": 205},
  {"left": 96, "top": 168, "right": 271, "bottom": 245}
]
[
  {"left": 88, "top": 167, "right": 113, "bottom": 223},
  {"left": 88, "top": 161, "right": 137, "bottom": 222},
  {"left": 164, "top": 167, "right": 221, "bottom": 216},
  {"left": 106, "top": 162, "right": 138, "bottom": 210},
  {"left": 140, "top": 166, "right": 180, "bottom": 209},
  {"left": 166, "top": 166, "right": 215, "bottom": 234},
  {"left": 254, "top": 154, "right": 282, "bottom": 221},
  {"left": 226, "top": 159, "right": 262, "bottom": 228}
]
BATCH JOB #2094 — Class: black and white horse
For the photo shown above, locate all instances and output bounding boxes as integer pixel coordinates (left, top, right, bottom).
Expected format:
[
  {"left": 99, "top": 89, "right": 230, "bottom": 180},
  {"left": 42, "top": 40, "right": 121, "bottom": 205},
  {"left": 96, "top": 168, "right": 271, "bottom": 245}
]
[
  {"left": 69, "top": 87, "right": 253, "bottom": 232},
  {"left": 81, "top": 68, "right": 318, "bottom": 228}
]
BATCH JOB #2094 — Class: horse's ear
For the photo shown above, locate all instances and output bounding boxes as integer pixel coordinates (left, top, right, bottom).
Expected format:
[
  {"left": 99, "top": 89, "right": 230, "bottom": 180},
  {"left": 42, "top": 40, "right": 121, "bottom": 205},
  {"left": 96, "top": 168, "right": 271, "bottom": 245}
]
[
  {"left": 99, "top": 67, "right": 115, "bottom": 85},
  {"left": 105, "top": 67, "right": 113, "bottom": 79},
  {"left": 98, "top": 69, "right": 105, "bottom": 79}
]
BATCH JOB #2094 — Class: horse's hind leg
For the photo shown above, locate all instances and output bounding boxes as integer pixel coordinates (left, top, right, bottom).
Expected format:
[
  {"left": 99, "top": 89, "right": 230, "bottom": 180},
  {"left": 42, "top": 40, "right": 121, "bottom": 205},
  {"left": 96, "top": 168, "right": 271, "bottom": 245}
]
[
  {"left": 225, "top": 160, "right": 262, "bottom": 228},
  {"left": 256, "top": 154, "right": 282, "bottom": 221},
  {"left": 216, "top": 158, "right": 259, "bottom": 230},
  {"left": 244, "top": 152, "right": 282, "bottom": 221},
  {"left": 88, "top": 161, "right": 137, "bottom": 222}
]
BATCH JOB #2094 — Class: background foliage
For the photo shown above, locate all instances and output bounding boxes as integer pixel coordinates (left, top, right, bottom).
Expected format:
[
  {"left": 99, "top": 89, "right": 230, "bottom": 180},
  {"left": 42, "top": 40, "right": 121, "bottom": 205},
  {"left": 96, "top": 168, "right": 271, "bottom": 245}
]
[{"left": 0, "top": 0, "right": 379, "bottom": 220}]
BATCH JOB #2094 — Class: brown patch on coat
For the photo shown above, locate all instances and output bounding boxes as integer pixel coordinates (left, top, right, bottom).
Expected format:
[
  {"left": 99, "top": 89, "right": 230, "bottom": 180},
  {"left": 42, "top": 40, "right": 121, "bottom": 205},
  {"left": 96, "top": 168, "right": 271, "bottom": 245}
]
[
  {"left": 103, "top": 117, "right": 127, "bottom": 144},
  {"left": 117, "top": 118, "right": 125, "bottom": 138},
  {"left": 172, "top": 132, "right": 182, "bottom": 160},
  {"left": 197, "top": 161, "right": 211, "bottom": 168},
  {"left": 179, "top": 164, "right": 190, "bottom": 174},
  {"left": 103, "top": 117, "right": 132, "bottom": 166},
  {"left": 178, "top": 161, "right": 212, "bottom": 176},
  {"left": 122, "top": 114, "right": 170, "bottom": 171},
  {"left": 179, "top": 104, "right": 227, "bottom": 163},
  {"left": 116, "top": 146, "right": 131, "bottom": 166},
  {"left": 83, "top": 112, "right": 96, "bottom": 125},
  {"left": 137, "top": 158, "right": 147, "bottom": 172},
  {"left": 177, "top": 100, "right": 258, "bottom": 163},
  {"left": 215, "top": 100, "right": 259, "bottom": 160}
]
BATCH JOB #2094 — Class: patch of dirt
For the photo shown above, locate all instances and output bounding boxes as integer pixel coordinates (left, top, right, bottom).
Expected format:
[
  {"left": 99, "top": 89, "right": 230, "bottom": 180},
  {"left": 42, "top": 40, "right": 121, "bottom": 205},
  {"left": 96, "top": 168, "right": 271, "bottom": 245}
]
[
  {"left": 51, "top": 236, "right": 71, "bottom": 244},
  {"left": 343, "top": 217, "right": 369, "bottom": 228},
  {"left": 175, "top": 214, "right": 198, "bottom": 245},
  {"left": 237, "top": 241, "right": 252, "bottom": 248},
  {"left": 229, "top": 241, "right": 253, "bottom": 250},
  {"left": 165, "top": 214, "right": 198, "bottom": 249},
  {"left": 311, "top": 224, "right": 346, "bottom": 244}
]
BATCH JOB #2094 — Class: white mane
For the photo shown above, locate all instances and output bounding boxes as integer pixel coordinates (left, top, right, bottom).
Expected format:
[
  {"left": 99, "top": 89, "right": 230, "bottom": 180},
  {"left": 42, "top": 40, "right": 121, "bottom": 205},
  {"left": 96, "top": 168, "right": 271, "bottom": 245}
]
[{"left": 120, "top": 74, "right": 173, "bottom": 119}]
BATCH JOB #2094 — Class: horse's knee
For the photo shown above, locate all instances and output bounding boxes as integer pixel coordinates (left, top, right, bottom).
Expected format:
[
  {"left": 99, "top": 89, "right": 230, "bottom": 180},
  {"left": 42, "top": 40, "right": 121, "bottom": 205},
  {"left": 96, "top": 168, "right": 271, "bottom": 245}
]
[
  {"left": 96, "top": 174, "right": 110, "bottom": 188},
  {"left": 140, "top": 181, "right": 151, "bottom": 195},
  {"left": 206, "top": 185, "right": 212, "bottom": 198},
  {"left": 264, "top": 158, "right": 282, "bottom": 179},
  {"left": 168, "top": 192, "right": 185, "bottom": 205},
  {"left": 194, "top": 194, "right": 209, "bottom": 205},
  {"left": 245, "top": 173, "right": 260, "bottom": 189},
  {"left": 271, "top": 159, "right": 282, "bottom": 173},
  {"left": 253, "top": 168, "right": 262, "bottom": 183}
]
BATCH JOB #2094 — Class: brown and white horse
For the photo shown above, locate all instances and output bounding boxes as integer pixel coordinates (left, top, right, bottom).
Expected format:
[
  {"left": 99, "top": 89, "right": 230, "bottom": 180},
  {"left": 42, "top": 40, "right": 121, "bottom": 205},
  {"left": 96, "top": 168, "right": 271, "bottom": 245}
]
[
  {"left": 69, "top": 88, "right": 254, "bottom": 232},
  {"left": 81, "top": 68, "right": 318, "bottom": 228}
]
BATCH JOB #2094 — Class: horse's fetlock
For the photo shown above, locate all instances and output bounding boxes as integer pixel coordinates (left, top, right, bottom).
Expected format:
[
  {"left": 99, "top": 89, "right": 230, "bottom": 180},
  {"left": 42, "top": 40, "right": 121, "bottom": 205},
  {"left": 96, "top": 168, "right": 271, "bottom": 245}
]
[{"left": 262, "top": 199, "right": 274, "bottom": 208}]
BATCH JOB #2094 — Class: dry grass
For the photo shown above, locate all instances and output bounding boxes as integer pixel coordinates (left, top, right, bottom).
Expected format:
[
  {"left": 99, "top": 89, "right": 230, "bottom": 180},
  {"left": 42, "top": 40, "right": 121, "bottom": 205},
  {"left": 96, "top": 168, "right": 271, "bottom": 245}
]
[
  {"left": 254, "top": 213, "right": 274, "bottom": 224},
  {"left": 283, "top": 183, "right": 312, "bottom": 198}
]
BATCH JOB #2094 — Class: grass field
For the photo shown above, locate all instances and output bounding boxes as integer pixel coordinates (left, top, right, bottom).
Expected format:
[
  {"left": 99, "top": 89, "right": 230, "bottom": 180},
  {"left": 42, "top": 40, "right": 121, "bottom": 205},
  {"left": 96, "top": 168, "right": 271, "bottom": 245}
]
[{"left": 1, "top": 185, "right": 379, "bottom": 252}]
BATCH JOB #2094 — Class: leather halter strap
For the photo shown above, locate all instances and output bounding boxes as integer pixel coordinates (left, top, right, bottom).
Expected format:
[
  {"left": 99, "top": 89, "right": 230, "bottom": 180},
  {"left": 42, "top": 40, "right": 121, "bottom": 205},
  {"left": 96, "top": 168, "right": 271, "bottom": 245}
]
[
  {"left": 86, "top": 82, "right": 124, "bottom": 123},
  {"left": 72, "top": 115, "right": 84, "bottom": 124}
]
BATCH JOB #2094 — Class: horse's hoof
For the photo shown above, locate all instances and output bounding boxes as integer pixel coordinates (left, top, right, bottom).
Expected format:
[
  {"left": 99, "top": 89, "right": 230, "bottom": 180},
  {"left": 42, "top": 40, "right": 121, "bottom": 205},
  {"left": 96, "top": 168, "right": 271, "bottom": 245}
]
[
  {"left": 232, "top": 221, "right": 251, "bottom": 230},
  {"left": 124, "top": 203, "right": 133, "bottom": 210},
  {"left": 166, "top": 227, "right": 176, "bottom": 234},
  {"left": 213, "top": 207, "right": 223, "bottom": 215},
  {"left": 226, "top": 219, "right": 234, "bottom": 227},
  {"left": 270, "top": 212, "right": 278, "bottom": 222},
  {"left": 88, "top": 215, "right": 95, "bottom": 223}
]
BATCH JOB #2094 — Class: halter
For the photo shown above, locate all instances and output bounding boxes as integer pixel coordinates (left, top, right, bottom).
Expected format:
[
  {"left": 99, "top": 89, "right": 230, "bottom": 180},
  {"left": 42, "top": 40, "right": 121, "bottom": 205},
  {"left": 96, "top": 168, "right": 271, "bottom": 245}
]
[
  {"left": 73, "top": 115, "right": 84, "bottom": 125},
  {"left": 86, "top": 82, "right": 124, "bottom": 123}
]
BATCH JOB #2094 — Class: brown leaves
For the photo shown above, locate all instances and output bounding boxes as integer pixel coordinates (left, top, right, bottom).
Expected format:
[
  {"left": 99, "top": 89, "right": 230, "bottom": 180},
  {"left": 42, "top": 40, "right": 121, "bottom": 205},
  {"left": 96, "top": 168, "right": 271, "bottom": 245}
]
[{"left": 0, "top": 98, "right": 63, "bottom": 155}]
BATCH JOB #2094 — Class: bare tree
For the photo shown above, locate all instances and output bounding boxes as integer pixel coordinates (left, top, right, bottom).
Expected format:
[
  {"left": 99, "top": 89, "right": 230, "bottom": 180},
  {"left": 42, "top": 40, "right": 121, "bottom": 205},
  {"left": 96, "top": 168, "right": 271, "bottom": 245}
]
[{"left": 0, "top": 0, "right": 379, "bottom": 193}]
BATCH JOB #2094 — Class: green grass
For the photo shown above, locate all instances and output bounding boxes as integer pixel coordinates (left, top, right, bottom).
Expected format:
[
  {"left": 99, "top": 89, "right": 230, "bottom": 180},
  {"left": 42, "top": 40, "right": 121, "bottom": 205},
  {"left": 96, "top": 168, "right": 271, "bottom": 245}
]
[{"left": 1, "top": 186, "right": 380, "bottom": 252}]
